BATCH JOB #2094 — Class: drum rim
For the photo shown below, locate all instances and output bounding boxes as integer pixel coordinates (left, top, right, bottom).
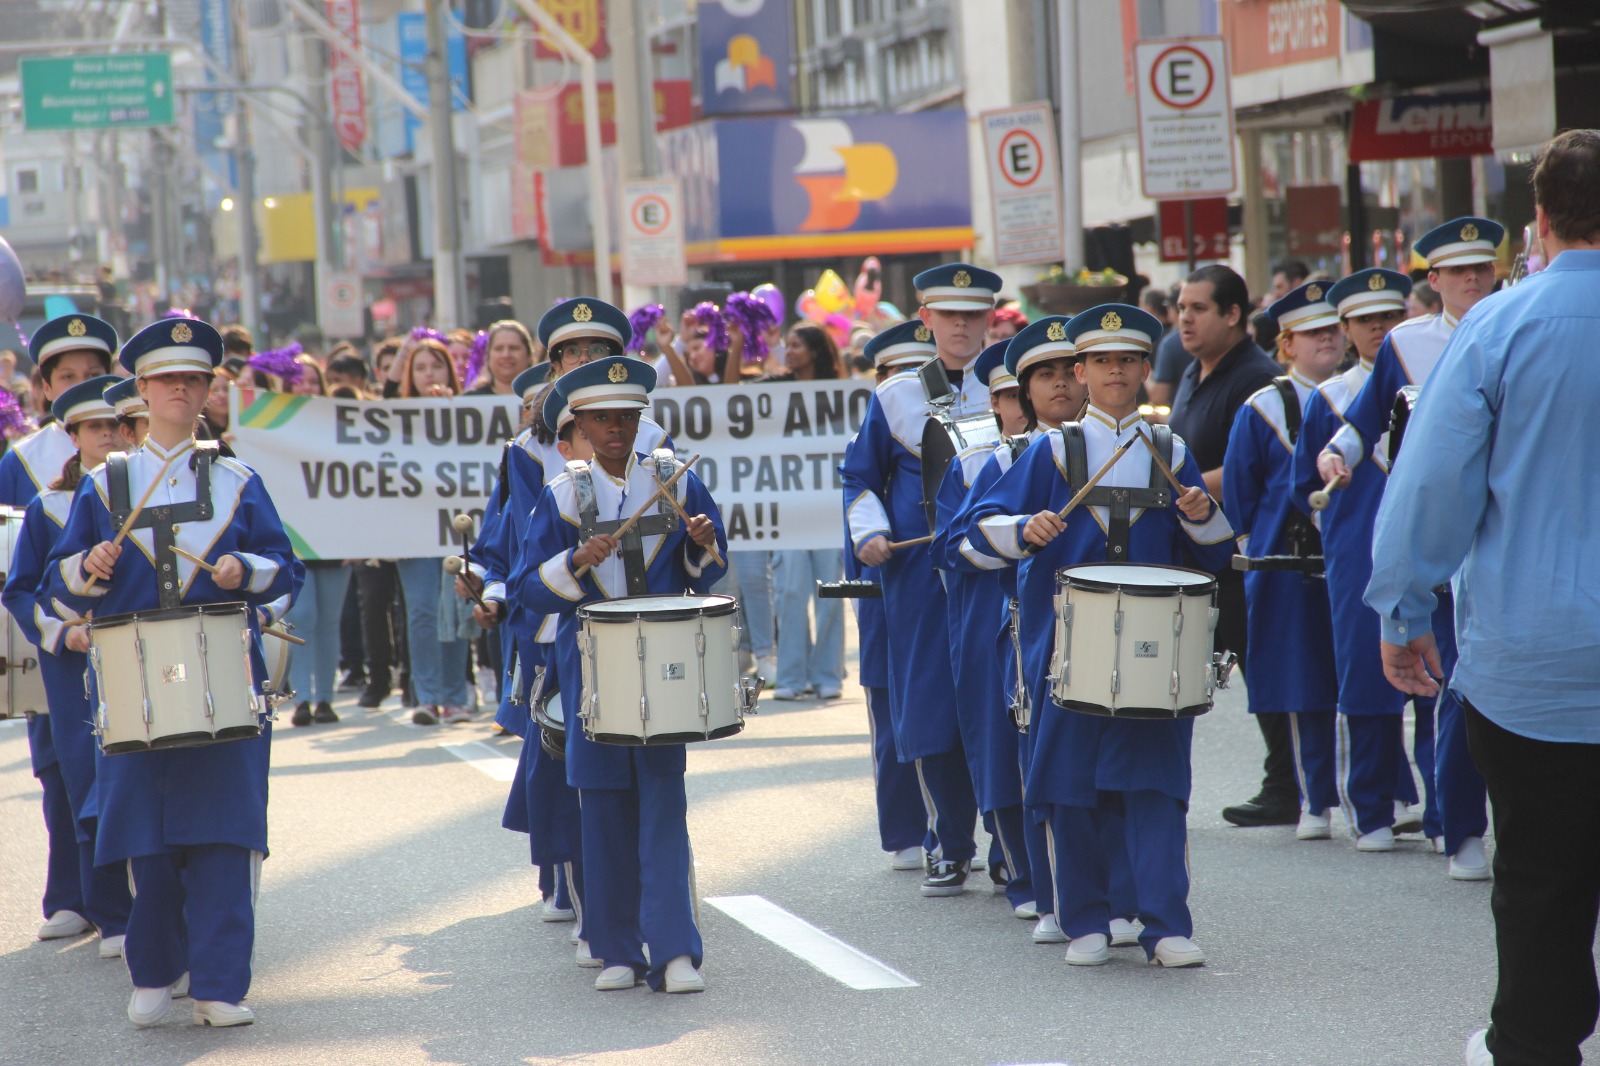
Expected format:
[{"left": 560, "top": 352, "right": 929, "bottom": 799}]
[
  {"left": 1057, "top": 697, "right": 1212, "bottom": 719},
  {"left": 588, "top": 721, "right": 745, "bottom": 746},
  {"left": 579, "top": 593, "right": 739, "bottom": 623},
  {"left": 90, "top": 601, "right": 253, "bottom": 629},
  {"left": 1055, "top": 561, "right": 1216, "bottom": 596},
  {"left": 533, "top": 686, "right": 565, "bottom": 731}
]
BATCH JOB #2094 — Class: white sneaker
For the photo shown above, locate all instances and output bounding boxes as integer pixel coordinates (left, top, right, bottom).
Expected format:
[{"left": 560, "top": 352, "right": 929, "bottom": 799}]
[
  {"left": 1109, "top": 917, "right": 1141, "bottom": 947},
  {"left": 1449, "top": 837, "right": 1492, "bottom": 881},
  {"left": 541, "top": 897, "right": 576, "bottom": 922},
  {"left": 192, "top": 1000, "right": 255, "bottom": 1027},
  {"left": 171, "top": 973, "right": 190, "bottom": 999},
  {"left": 1031, "top": 913, "right": 1067, "bottom": 944},
  {"left": 757, "top": 655, "right": 778, "bottom": 686},
  {"left": 1394, "top": 801, "right": 1424, "bottom": 835},
  {"left": 128, "top": 986, "right": 172, "bottom": 1027},
  {"left": 37, "top": 910, "right": 90, "bottom": 940},
  {"left": 1465, "top": 1027, "right": 1492, "bottom": 1066},
  {"left": 1356, "top": 826, "right": 1396, "bottom": 852},
  {"left": 890, "top": 846, "right": 924, "bottom": 871},
  {"left": 595, "top": 964, "right": 637, "bottom": 991},
  {"left": 1013, "top": 900, "right": 1039, "bottom": 920},
  {"left": 1433, "top": 836, "right": 1448, "bottom": 854},
  {"left": 98, "top": 934, "right": 125, "bottom": 959},
  {"left": 574, "top": 940, "right": 602, "bottom": 968},
  {"left": 1065, "top": 933, "right": 1110, "bottom": 966},
  {"left": 1150, "top": 935, "right": 1206, "bottom": 968},
  {"left": 663, "top": 954, "right": 705, "bottom": 993},
  {"left": 1296, "top": 809, "right": 1332, "bottom": 840}
]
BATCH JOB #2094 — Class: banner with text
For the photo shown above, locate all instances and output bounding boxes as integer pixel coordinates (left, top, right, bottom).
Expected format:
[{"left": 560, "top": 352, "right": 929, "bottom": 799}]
[{"left": 230, "top": 381, "right": 875, "bottom": 560}]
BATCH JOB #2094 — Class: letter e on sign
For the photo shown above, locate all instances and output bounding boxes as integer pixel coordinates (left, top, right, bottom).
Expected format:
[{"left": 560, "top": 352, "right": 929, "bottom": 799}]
[
  {"left": 997, "top": 129, "right": 1042, "bottom": 188},
  {"left": 1150, "top": 44, "right": 1214, "bottom": 110}
]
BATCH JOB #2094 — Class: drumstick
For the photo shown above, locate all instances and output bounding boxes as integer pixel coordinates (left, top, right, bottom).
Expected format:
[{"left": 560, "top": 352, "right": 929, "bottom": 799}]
[
  {"left": 1021, "top": 436, "right": 1140, "bottom": 556},
  {"left": 261, "top": 626, "right": 307, "bottom": 646},
  {"left": 1308, "top": 477, "right": 1342, "bottom": 512},
  {"left": 442, "top": 554, "right": 489, "bottom": 610},
  {"left": 169, "top": 547, "right": 310, "bottom": 645},
  {"left": 648, "top": 480, "right": 726, "bottom": 568},
  {"left": 82, "top": 450, "right": 182, "bottom": 592},
  {"left": 1136, "top": 429, "right": 1215, "bottom": 507},
  {"left": 573, "top": 454, "right": 703, "bottom": 579},
  {"left": 885, "top": 534, "right": 934, "bottom": 551}
]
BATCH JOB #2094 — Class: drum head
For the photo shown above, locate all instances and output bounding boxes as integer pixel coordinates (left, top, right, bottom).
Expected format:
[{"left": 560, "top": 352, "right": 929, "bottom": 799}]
[
  {"left": 535, "top": 689, "right": 565, "bottom": 730},
  {"left": 920, "top": 417, "right": 961, "bottom": 530},
  {"left": 580, "top": 593, "right": 738, "bottom": 623},
  {"left": 1059, "top": 562, "right": 1215, "bottom": 596}
]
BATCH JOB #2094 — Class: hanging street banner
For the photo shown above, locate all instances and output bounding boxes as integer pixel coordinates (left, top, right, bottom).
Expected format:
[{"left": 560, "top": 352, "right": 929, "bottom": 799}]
[
  {"left": 325, "top": 0, "right": 368, "bottom": 156},
  {"left": 20, "top": 53, "right": 175, "bottom": 132},
  {"left": 230, "top": 380, "right": 874, "bottom": 559}
]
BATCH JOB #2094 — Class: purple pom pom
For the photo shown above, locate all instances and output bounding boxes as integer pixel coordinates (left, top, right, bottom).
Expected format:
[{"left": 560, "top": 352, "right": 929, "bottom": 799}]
[
  {"left": 162, "top": 307, "right": 195, "bottom": 319},
  {"left": 247, "top": 342, "right": 305, "bottom": 385},
  {"left": 628, "top": 304, "right": 665, "bottom": 353},
  {"left": 692, "top": 302, "right": 727, "bottom": 354},
  {"left": 410, "top": 326, "right": 448, "bottom": 345},
  {"left": 724, "top": 291, "right": 779, "bottom": 363},
  {"left": 0, "top": 385, "right": 33, "bottom": 439},
  {"left": 463, "top": 330, "right": 488, "bottom": 389}
]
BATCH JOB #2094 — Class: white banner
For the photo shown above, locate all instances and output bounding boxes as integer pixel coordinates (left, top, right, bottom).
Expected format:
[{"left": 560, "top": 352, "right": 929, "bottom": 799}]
[{"left": 230, "top": 380, "right": 874, "bottom": 560}]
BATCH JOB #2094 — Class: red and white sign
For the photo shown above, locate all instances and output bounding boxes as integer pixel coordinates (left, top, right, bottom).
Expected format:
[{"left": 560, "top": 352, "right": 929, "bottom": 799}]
[
  {"left": 326, "top": 0, "right": 366, "bottom": 156},
  {"left": 318, "top": 270, "right": 365, "bottom": 338},
  {"left": 621, "top": 178, "right": 686, "bottom": 287},
  {"left": 1134, "top": 37, "right": 1236, "bottom": 200},
  {"left": 1157, "top": 198, "right": 1229, "bottom": 263},
  {"left": 1348, "top": 92, "right": 1493, "bottom": 162},
  {"left": 1221, "top": 0, "right": 1342, "bottom": 76},
  {"left": 979, "top": 102, "right": 1064, "bottom": 265}
]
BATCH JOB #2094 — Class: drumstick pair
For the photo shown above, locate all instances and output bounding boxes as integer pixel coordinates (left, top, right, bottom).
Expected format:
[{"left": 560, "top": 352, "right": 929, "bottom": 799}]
[
  {"left": 573, "top": 454, "right": 715, "bottom": 579},
  {"left": 167, "top": 546, "right": 307, "bottom": 645},
  {"left": 1021, "top": 436, "right": 1141, "bottom": 556},
  {"left": 81, "top": 450, "right": 184, "bottom": 593}
]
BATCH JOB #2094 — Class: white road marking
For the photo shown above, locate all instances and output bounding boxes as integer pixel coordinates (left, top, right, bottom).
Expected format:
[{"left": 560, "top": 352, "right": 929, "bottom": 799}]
[
  {"left": 440, "top": 740, "right": 518, "bottom": 781},
  {"left": 704, "top": 894, "right": 917, "bottom": 990}
]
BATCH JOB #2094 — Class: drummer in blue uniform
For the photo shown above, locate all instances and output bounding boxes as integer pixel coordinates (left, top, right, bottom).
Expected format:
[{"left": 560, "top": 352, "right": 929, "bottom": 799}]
[
  {"left": 965, "top": 304, "right": 1234, "bottom": 968},
  {"left": 1316, "top": 220, "right": 1499, "bottom": 878},
  {"left": 915, "top": 263, "right": 1000, "bottom": 413},
  {"left": 105, "top": 375, "right": 151, "bottom": 449},
  {"left": 842, "top": 308, "right": 990, "bottom": 898},
  {"left": 42, "top": 317, "right": 303, "bottom": 1028},
  {"left": 1223, "top": 283, "right": 1344, "bottom": 841},
  {"left": 512, "top": 351, "right": 725, "bottom": 994},
  {"left": 3, "top": 374, "right": 134, "bottom": 958},
  {"left": 4, "top": 314, "right": 119, "bottom": 944}
]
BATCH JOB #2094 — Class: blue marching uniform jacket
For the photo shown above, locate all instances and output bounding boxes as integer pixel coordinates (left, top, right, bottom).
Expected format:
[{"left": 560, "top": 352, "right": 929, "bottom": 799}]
[
  {"left": 1223, "top": 374, "right": 1338, "bottom": 715},
  {"left": 0, "top": 422, "right": 75, "bottom": 508},
  {"left": 964, "top": 410, "right": 1235, "bottom": 807},
  {"left": 40, "top": 438, "right": 303, "bottom": 864}
]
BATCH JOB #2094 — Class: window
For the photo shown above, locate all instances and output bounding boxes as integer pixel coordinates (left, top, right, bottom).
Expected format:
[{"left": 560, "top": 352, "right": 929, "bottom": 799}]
[
  {"left": 852, "top": 0, "right": 876, "bottom": 25},
  {"left": 15, "top": 168, "right": 38, "bottom": 194}
]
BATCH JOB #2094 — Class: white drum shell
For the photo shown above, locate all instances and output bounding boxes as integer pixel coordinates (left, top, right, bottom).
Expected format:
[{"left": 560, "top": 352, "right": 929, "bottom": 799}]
[
  {"left": 0, "top": 507, "right": 47, "bottom": 719},
  {"left": 90, "top": 605, "right": 263, "bottom": 753}
]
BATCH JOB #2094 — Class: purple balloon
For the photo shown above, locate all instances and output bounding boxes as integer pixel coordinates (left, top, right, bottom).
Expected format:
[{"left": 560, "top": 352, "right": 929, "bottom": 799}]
[
  {"left": 0, "top": 236, "right": 24, "bottom": 324},
  {"left": 752, "top": 283, "right": 785, "bottom": 323}
]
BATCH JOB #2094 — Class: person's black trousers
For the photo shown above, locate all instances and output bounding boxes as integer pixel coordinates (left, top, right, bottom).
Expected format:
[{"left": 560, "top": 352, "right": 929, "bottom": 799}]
[
  {"left": 1467, "top": 698, "right": 1600, "bottom": 1066},
  {"left": 1215, "top": 571, "right": 1297, "bottom": 804}
]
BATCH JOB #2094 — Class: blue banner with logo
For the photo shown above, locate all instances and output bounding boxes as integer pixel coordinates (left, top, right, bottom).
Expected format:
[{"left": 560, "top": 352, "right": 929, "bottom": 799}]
[
  {"left": 398, "top": 11, "right": 468, "bottom": 154},
  {"left": 195, "top": 0, "right": 237, "bottom": 201},
  {"left": 698, "top": 0, "right": 792, "bottom": 116}
]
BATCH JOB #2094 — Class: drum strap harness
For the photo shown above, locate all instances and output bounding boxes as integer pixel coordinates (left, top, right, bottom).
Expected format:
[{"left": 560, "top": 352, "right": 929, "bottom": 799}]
[
  {"left": 1271, "top": 378, "right": 1324, "bottom": 562},
  {"left": 571, "top": 449, "right": 681, "bottom": 596},
  {"left": 1062, "top": 424, "right": 1171, "bottom": 562},
  {"left": 108, "top": 443, "right": 220, "bottom": 610}
]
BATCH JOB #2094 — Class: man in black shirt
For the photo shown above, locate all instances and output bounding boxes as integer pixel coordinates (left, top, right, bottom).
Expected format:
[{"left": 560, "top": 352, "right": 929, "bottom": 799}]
[{"left": 1169, "top": 265, "right": 1297, "bottom": 827}]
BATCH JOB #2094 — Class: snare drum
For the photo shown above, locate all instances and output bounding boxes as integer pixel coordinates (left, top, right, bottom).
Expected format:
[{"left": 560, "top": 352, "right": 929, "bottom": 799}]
[
  {"left": 576, "top": 593, "right": 759, "bottom": 745},
  {"left": 1049, "top": 564, "right": 1222, "bottom": 719},
  {"left": 261, "top": 623, "right": 294, "bottom": 704},
  {"left": 0, "top": 507, "right": 46, "bottom": 720},
  {"left": 534, "top": 686, "right": 566, "bottom": 761},
  {"left": 88, "top": 602, "right": 264, "bottom": 754}
]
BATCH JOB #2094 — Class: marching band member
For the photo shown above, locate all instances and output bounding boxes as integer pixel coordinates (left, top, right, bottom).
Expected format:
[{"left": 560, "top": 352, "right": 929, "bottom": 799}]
[
  {"left": 42, "top": 317, "right": 303, "bottom": 1027},
  {"left": 105, "top": 376, "right": 151, "bottom": 449},
  {"left": 2, "top": 374, "right": 134, "bottom": 958},
  {"left": 512, "top": 351, "right": 726, "bottom": 994},
  {"left": 841, "top": 314, "right": 985, "bottom": 897},
  {"left": 5, "top": 314, "right": 118, "bottom": 945},
  {"left": 1313, "top": 223, "right": 1499, "bottom": 874},
  {"left": 965, "top": 305, "right": 1235, "bottom": 968},
  {"left": 1223, "top": 283, "right": 1344, "bottom": 841},
  {"left": 913, "top": 263, "right": 1001, "bottom": 413}
]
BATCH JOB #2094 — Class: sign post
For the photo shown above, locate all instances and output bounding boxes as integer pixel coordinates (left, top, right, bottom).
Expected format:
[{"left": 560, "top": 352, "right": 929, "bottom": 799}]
[
  {"left": 621, "top": 178, "right": 687, "bottom": 288},
  {"left": 979, "top": 103, "right": 1064, "bottom": 266},
  {"left": 21, "top": 53, "right": 175, "bottom": 131}
]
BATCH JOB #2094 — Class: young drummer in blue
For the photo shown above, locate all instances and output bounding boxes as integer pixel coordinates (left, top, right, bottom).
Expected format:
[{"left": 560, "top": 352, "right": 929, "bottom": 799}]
[
  {"left": 5, "top": 314, "right": 118, "bottom": 944},
  {"left": 1312, "top": 225, "right": 1497, "bottom": 873},
  {"left": 511, "top": 353, "right": 726, "bottom": 994},
  {"left": 3, "top": 375, "right": 134, "bottom": 958},
  {"left": 1223, "top": 283, "right": 1344, "bottom": 841},
  {"left": 965, "top": 305, "right": 1234, "bottom": 968},
  {"left": 841, "top": 314, "right": 985, "bottom": 897},
  {"left": 41, "top": 317, "right": 303, "bottom": 1028}
]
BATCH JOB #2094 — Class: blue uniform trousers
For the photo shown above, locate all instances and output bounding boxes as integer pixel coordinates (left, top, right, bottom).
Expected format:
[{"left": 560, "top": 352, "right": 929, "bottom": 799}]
[
  {"left": 1437, "top": 690, "right": 1490, "bottom": 854},
  {"left": 37, "top": 759, "right": 83, "bottom": 919},
  {"left": 1288, "top": 711, "right": 1340, "bottom": 814},
  {"left": 1050, "top": 791, "right": 1181, "bottom": 955},
  {"left": 75, "top": 838, "right": 132, "bottom": 937},
  {"left": 579, "top": 761, "right": 701, "bottom": 990},
  {"left": 1336, "top": 714, "right": 1405, "bottom": 836},
  {"left": 865, "top": 686, "right": 926, "bottom": 853},
  {"left": 988, "top": 803, "right": 1034, "bottom": 909},
  {"left": 126, "top": 844, "right": 256, "bottom": 1002},
  {"left": 1408, "top": 697, "right": 1440, "bottom": 837},
  {"left": 914, "top": 749, "right": 977, "bottom": 864}
]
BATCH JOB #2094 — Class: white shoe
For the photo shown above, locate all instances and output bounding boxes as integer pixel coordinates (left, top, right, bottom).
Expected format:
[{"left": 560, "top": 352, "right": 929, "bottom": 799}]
[
  {"left": 1065, "top": 933, "right": 1110, "bottom": 966},
  {"left": 1356, "top": 826, "right": 1396, "bottom": 852},
  {"left": 595, "top": 964, "right": 638, "bottom": 991},
  {"left": 663, "top": 954, "right": 705, "bottom": 993},
  {"left": 1465, "top": 1027, "right": 1493, "bottom": 1066},
  {"left": 1150, "top": 935, "right": 1206, "bottom": 968},
  {"left": 1433, "top": 836, "right": 1448, "bottom": 854},
  {"left": 1449, "top": 837, "right": 1492, "bottom": 881},
  {"left": 757, "top": 655, "right": 778, "bottom": 685},
  {"left": 575, "top": 940, "right": 602, "bottom": 968},
  {"left": 1013, "top": 899, "right": 1039, "bottom": 920},
  {"left": 98, "top": 934, "right": 125, "bottom": 959},
  {"left": 1032, "top": 913, "right": 1067, "bottom": 944},
  {"left": 38, "top": 910, "right": 90, "bottom": 940},
  {"left": 1109, "top": 917, "right": 1141, "bottom": 947},
  {"left": 1394, "top": 801, "right": 1424, "bottom": 835},
  {"left": 171, "top": 973, "right": 190, "bottom": 999},
  {"left": 890, "top": 846, "right": 924, "bottom": 871},
  {"left": 192, "top": 1000, "right": 255, "bottom": 1027},
  {"left": 541, "top": 897, "right": 576, "bottom": 922},
  {"left": 1296, "top": 809, "right": 1332, "bottom": 840},
  {"left": 128, "top": 986, "right": 172, "bottom": 1027}
]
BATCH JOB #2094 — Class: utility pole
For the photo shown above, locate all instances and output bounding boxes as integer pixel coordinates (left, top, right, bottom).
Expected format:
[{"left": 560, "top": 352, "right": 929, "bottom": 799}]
[
  {"left": 231, "top": 0, "right": 262, "bottom": 338},
  {"left": 424, "top": 0, "right": 464, "bottom": 328},
  {"left": 1056, "top": 0, "right": 1083, "bottom": 271},
  {"left": 610, "top": 0, "right": 660, "bottom": 310}
]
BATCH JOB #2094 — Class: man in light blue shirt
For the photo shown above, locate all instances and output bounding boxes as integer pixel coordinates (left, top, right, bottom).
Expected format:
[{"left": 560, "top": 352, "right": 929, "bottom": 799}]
[{"left": 1365, "top": 129, "right": 1600, "bottom": 1066}]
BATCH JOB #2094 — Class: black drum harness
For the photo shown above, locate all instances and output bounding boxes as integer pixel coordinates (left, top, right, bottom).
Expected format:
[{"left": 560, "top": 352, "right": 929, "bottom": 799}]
[
  {"left": 570, "top": 450, "right": 681, "bottom": 596},
  {"left": 107, "top": 442, "right": 220, "bottom": 610}
]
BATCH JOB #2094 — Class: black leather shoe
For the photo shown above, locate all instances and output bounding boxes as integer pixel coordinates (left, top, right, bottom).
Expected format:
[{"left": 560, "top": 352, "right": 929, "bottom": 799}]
[
  {"left": 290, "top": 702, "right": 313, "bottom": 727},
  {"left": 1221, "top": 795, "right": 1299, "bottom": 827},
  {"left": 358, "top": 686, "right": 388, "bottom": 709},
  {"left": 312, "top": 701, "right": 338, "bottom": 723}
]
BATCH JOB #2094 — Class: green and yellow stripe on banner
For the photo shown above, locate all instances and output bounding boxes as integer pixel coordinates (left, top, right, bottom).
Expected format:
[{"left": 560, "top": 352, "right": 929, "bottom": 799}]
[
  {"left": 281, "top": 521, "right": 319, "bottom": 562},
  {"left": 238, "top": 393, "right": 310, "bottom": 430}
]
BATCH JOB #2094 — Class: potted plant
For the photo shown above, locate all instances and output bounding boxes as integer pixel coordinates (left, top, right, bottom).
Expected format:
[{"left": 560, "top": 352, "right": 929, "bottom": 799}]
[{"left": 1021, "top": 266, "right": 1128, "bottom": 317}]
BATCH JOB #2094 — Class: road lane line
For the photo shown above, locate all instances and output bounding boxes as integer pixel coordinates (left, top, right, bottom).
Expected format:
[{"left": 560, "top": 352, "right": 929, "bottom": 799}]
[
  {"left": 704, "top": 894, "right": 918, "bottom": 990},
  {"left": 440, "top": 740, "right": 519, "bottom": 781}
]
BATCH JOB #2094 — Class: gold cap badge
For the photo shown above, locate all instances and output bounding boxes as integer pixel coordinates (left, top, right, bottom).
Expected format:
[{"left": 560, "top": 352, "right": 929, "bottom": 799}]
[
  {"left": 606, "top": 362, "right": 628, "bottom": 383},
  {"left": 1305, "top": 284, "right": 1322, "bottom": 302},
  {"left": 1460, "top": 223, "right": 1479, "bottom": 242},
  {"left": 952, "top": 269, "right": 971, "bottom": 288},
  {"left": 573, "top": 303, "right": 593, "bottom": 323},
  {"left": 171, "top": 323, "right": 193, "bottom": 344},
  {"left": 1100, "top": 311, "right": 1122, "bottom": 332},
  {"left": 1368, "top": 274, "right": 1386, "bottom": 291},
  {"left": 1046, "top": 321, "right": 1067, "bottom": 342},
  {"left": 914, "top": 325, "right": 932, "bottom": 343},
  {"left": 67, "top": 318, "right": 87, "bottom": 337}
]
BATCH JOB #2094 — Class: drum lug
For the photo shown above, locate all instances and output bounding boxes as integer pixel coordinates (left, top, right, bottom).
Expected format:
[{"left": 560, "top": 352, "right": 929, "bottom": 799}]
[
  {"left": 636, "top": 628, "right": 650, "bottom": 725},
  {"left": 133, "top": 634, "right": 154, "bottom": 726},
  {"left": 1211, "top": 650, "right": 1238, "bottom": 691},
  {"left": 736, "top": 675, "right": 763, "bottom": 715}
]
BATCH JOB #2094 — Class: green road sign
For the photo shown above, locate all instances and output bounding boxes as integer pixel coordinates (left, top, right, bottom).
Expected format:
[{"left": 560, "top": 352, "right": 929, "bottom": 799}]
[{"left": 20, "top": 53, "right": 175, "bottom": 131}]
